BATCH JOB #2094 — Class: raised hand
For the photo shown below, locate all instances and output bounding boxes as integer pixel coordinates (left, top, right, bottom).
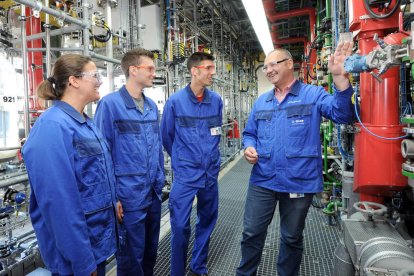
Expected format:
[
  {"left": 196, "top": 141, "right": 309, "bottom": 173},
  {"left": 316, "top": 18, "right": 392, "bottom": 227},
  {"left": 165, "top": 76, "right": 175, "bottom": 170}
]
[{"left": 328, "top": 41, "right": 354, "bottom": 90}]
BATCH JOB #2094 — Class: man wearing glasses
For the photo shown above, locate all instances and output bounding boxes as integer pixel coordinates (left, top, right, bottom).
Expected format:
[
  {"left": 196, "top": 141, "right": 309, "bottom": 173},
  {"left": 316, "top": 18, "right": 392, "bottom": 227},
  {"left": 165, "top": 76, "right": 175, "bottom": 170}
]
[
  {"left": 95, "top": 48, "right": 164, "bottom": 276},
  {"left": 237, "top": 42, "right": 355, "bottom": 276},
  {"left": 161, "top": 52, "right": 223, "bottom": 276}
]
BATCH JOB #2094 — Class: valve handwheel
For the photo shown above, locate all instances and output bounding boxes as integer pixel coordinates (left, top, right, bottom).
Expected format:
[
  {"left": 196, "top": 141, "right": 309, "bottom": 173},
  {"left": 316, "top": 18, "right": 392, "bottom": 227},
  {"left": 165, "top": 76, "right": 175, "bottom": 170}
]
[{"left": 353, "top": 201, "right": 387, "bottom": 216}]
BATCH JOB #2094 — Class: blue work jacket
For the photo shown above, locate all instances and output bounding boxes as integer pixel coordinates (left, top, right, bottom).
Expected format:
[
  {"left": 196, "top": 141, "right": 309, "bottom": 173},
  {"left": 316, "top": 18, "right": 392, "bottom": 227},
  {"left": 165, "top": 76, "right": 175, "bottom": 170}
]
[
  {"left": 95, "top": 85, "right": 165, "bottom": 212},
  {"left": 161, "top": 84, "right": 223, "bottom": 187},
  {"left": 22, "top": 101, "right": 117, "bottom": 276},
  {"left": 243, "top": 81, "right": 354, "bottom": 193}
]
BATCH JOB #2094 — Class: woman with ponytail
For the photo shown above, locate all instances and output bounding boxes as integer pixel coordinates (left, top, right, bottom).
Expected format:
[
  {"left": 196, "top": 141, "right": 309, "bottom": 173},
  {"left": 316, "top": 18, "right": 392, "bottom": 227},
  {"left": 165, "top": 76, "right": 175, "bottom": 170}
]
[{"left": 22, "top": 54, "right": 117, "bottom": 276}]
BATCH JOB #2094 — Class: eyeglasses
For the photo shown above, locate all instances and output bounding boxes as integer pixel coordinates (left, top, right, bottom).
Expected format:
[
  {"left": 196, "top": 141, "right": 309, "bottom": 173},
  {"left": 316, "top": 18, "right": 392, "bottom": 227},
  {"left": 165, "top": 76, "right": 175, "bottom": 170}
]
[
  {"left": 75, "top": 71, "right": 102, "bottom": 84},
  {"left": 194, "top": 65, "right": 216, "bottom": 71},
  {"left": 262, "top": 58, "right": 289, "bottom": 72},
  {"left": 130, "top": 65, "right": 156, "bottom": 74}
]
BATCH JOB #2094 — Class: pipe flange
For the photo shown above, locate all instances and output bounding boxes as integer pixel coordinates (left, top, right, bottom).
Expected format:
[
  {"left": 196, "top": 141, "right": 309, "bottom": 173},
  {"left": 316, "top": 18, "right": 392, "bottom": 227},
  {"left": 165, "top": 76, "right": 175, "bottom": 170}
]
[
  {"left": 402, "top": 162, "right": 414, "bottom": 172},
  {"left": 32, "top": 1, "right": 43, "bottom": 18},
  {"left": 401, "top": 139, "right": 414, "bottom": 158},
  {"left": 402, "top": 127, "right": 414, "bottom": 134}
]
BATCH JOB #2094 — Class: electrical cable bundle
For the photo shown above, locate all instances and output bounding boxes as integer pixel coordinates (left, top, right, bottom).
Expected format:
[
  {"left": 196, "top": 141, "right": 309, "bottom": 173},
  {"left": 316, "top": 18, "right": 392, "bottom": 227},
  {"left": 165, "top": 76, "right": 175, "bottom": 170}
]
[{"left": 92, "top": 17, "right": 112, "bottom": 43}]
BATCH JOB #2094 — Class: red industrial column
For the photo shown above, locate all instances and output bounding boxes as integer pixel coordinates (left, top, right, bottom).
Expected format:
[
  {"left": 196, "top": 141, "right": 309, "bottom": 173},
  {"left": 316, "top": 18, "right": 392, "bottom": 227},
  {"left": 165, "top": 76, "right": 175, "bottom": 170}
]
[
  {"left": 350, "top": 0, "right": 407, "bottom": 201},
  {"left": 26, "top": 7, "right": 44, "bottom": 113}
]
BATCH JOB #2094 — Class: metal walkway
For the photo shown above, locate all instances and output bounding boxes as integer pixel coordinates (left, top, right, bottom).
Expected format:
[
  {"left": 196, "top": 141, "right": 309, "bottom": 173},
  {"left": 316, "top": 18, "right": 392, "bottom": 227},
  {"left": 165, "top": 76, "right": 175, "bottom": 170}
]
[{"left": 154, "top": 155, "right": 340, "bottom": 276}]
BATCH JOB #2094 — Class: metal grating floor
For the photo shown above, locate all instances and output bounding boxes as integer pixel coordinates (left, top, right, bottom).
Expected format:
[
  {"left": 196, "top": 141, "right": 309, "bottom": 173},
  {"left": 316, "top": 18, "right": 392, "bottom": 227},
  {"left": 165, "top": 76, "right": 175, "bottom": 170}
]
[{"left": 154, "top": 158, "right": 341, "bottom": 276}]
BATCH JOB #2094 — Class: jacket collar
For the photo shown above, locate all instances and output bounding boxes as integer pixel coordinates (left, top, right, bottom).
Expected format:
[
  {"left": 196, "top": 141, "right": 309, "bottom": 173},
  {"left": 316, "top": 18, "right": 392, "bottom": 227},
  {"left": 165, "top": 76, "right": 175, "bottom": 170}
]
[
  {"left": 186, "top": 83, "right": 212, "bottom": 104},
  {"left": 119, "top": 85, "right": 151, "bottom": 111},
  {"left": 265, "top": 80, "right": 300, "bottom": 102},
  {"left": 54, "top": 100, "right": 87, "bottom": 124},
  {"left": 289, "top": 80, "right": 301, "bottom": 96}
]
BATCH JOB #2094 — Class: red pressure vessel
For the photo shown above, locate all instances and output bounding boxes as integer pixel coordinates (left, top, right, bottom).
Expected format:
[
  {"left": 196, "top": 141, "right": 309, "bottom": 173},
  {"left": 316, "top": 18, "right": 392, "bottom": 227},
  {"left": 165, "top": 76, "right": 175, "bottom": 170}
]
[{"left": 353, "top": 23, "right": 408, "bottom": 198}]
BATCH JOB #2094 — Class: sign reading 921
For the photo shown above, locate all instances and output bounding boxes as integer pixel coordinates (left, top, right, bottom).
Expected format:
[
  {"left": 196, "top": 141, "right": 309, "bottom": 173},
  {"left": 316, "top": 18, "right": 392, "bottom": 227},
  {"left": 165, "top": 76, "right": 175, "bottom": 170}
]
[{"left": 2, "top": 96, "right": 16, "bottom": 103}]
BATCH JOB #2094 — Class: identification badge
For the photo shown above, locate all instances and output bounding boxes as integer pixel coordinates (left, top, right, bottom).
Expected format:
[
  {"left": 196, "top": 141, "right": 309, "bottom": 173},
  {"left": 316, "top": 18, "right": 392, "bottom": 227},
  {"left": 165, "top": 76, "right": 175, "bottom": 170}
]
[
  {"left": 210, "top": 126, "right": 222, "bottom": 136},
  {"left": 289, "top": 193, "right": 304, "bottom": 198}
]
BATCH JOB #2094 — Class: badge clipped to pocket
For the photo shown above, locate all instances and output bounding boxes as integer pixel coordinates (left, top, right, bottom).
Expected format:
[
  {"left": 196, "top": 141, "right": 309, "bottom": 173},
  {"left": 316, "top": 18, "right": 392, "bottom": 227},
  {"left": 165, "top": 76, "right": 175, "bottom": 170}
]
[{"left": 210, "top": 126, "right": 222, "bottom": 136}]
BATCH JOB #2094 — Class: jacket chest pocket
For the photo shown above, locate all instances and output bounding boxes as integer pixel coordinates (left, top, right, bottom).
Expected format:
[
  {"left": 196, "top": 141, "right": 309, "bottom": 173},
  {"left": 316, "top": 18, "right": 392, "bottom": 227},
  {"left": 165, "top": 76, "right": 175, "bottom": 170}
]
[
  {"left": 206, "top": 115, "right": 222, "bottom": 142},
  {"left": 254, "top": 110, "right": 273, "bottom": 139},
  {"left": 152, "top": 121, "right": 160, "bottom": 134},
  {"left": 115, "top": 120, "right": 143, "bottom": 154},
  {"left": 150, "top": 121, "right": 160, "bottom": 145},
  {"left": 75, "top": 139, "right": 106, "bottom": 188},
  {"left": 177, "top": 117, "right": 198, "bottom": 144},
  {"left": 207, "top": 115, "right": 221, "bottom": 128},
  {"left": 286, "top": 104, "right": 313, "bottom": 138}
]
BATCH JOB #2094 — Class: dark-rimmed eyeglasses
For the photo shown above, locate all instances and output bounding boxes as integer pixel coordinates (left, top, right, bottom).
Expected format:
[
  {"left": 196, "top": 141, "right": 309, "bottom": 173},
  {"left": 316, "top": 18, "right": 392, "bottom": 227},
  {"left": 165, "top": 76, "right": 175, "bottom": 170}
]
[{"left": 262, "top": 58, "right": 289, "bottom": 72}]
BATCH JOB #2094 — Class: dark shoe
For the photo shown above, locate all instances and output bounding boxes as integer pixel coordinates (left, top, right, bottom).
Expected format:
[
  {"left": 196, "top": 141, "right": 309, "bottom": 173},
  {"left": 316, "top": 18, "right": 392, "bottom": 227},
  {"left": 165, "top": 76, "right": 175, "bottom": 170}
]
[{"left": 189, "top": 269, "right": 208, "bottom": 276}]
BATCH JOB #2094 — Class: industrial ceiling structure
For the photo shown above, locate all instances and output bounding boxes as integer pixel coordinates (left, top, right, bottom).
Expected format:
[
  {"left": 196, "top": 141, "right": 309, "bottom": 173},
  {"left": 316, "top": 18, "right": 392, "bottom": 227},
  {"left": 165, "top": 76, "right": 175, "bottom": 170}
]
[{"left": 138, "top": 0, "right": 318, "bottom": 60}]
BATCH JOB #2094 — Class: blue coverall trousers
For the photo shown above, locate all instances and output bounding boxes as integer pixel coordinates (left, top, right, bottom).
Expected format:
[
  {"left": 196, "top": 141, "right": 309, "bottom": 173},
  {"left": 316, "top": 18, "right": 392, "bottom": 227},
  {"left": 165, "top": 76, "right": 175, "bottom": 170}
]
[
  {"left": 237, "top": 184, "right": 313, "bottom": 276},
  {"left": 169, "top": 182, "right": 219, "bottom": 276},
  {"left": 117, "top": 192, "right": 162, "bottom": 276}
]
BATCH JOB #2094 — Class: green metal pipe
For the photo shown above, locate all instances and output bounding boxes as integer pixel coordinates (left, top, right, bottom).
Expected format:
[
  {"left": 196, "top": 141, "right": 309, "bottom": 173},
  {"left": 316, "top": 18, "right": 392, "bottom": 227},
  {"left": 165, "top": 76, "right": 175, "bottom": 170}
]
[
  {"left": 324, "top": 181, "right": 342, "bottom": 187},
  {"left": 319, "top": 0, "right": 338, "bottom": 186},
  {"left": 323, "top": 200, "right": 342, "bottom": 214},
  {"left": 323, "top": 127, "right": 336, "bottom": 183},
  {"left": 326, "top": 0, "right": 332, "bottom": 19},
  {"left": 411, "top": 64, "right": 414, "bottom": 80}
]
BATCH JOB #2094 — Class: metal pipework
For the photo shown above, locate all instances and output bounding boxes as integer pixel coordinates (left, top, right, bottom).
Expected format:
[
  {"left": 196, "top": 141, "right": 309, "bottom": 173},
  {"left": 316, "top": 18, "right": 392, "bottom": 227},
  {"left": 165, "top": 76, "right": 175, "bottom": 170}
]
[
  {"left": 0, "top": 174, "right": 29, "bottom": 188},
  {"left": 0, "top": 147, "right": 21, "bottom": 151},
  {"left": 12, "top": 25, "right": 83, "bottom": 44},
  {"left": 26, "top": 48, "right": 84, "bottom": 52},
  {"left": 21, "top": 48, "right": 121, "bottom": 64},
  {"left": 156, "top": 67, "right": 170, "bottom": 99},
  {"left": 89, "top": 52, "right": 121, "bottom": 65},
  {"left": 44, "top": 0, "right": 51, "bottom": 78},
  {"left": 13, "top": 0, "right": 89, "bottom": 28},
  {"left": 401, "top": 139, "right": 414, "bottom": 159},
  {"left": 20, "top": 5, "right": 30, "bottom": 138},
  {"left": 82, "top": 1, "right": 91, "bottom": 56},
  {"left": 266, "top": 6, "right": 317, "bottom": 44},
  {"left": 193, "top": 0, "right": 198, "bottom": 50},
  {"left": 106, "top": 1, "right": 114, "bottom": 92},
  {"left": 0, "top": 171, "right": 27, "bottom": 180},
  {"left": 201, "top": 0, "right": 238, "bottom": 39},
  {"left": 411, "top": 0, "right": 414, "bottom": 51},
  {"left": 136, "top": 0, "right": 142, "bottom": 47},
  {"left": 344, "top": 34, "right": 408, "bottom": 81},
  {"left": 176, "top": 10, "right": 211, "bottom": 43}
]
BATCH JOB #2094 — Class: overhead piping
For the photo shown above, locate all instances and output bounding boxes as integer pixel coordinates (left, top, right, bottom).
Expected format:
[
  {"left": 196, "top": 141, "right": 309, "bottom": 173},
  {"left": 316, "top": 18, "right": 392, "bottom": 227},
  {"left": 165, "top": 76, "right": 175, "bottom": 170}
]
[
  {"left": 262, "top": 0, "right": 316, "bottom": 44},
  {"left": 274, "top": 36, "right": 308, "bottom": 50},
  {"left": 13, "top": 0, "right": 89, "bottom": 28},
  {"left": 262, "top": 0, "right": 278, "bottom": 43}
]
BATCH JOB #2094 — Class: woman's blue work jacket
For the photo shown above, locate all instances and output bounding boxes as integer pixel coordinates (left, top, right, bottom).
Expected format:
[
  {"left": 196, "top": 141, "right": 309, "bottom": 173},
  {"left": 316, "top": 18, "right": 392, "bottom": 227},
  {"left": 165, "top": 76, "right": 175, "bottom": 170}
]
[{"left": 22, "top": 100, "right": 117, "bottom": 276}]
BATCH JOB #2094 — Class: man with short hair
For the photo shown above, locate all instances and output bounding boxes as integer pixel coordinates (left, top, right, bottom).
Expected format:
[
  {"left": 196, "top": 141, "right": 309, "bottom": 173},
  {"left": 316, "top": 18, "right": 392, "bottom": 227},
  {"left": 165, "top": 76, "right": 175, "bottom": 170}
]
[
  {"left": 237, "top": 42, "right": 354, "bottom": 276},
  {"left": 161, "top": 52, "right": 223, "bottom": 276},
  {"left": 95, "top": 48, "right": 165, "bottom": 276}
]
